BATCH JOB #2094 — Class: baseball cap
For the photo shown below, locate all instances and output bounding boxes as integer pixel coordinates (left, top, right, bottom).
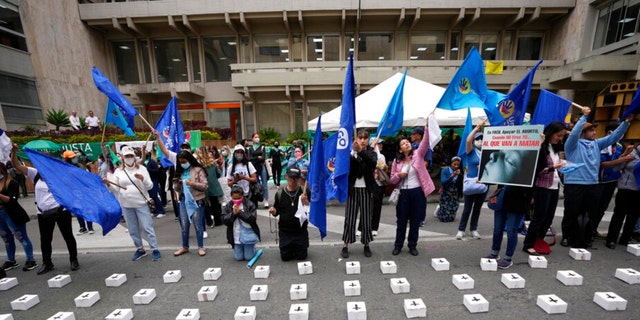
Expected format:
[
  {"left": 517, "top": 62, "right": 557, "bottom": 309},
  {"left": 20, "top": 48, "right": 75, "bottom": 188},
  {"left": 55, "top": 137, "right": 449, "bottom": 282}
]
[
  {"left": 62, "top": 150, "right": 76, "bottom": 159},
  {"left": 286, "top": 165, "right": 302, "bottom": 178},
  {"left": 121, "top": 146, "right": 135, "bottom": 156},
  {"left": 473, "top": 132, "right": 484, "bottom": 140},
  {"left": 233, "top": 144, "right": 245, "bottom": 153},
  {"left": 411, "top": 127, "right": 424, "bottom": 136}
]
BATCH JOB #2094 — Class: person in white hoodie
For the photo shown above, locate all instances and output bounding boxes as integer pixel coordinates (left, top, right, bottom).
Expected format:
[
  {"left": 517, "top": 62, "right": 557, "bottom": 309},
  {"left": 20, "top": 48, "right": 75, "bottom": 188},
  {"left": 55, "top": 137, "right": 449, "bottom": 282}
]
[{"left": 105, "top": 147, "right": 160, "bottom": 261}]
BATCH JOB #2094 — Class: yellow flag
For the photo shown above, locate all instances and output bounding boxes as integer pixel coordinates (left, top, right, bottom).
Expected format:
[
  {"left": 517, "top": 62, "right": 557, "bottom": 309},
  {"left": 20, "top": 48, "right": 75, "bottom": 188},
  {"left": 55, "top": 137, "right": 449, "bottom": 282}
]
[{"left": 485, "top": 61, "right": 504, "bottom": 75}]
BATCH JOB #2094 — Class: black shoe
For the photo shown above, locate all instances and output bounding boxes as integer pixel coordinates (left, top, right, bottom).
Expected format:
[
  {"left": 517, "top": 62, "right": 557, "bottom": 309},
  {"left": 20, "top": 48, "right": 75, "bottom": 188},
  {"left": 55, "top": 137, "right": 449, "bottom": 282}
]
[
  {"left": 22, "top": 260, "right": 38, "bottom": 271},
  {"left": 560, "top": 238, "right": 569, "bottom": 247},
  {"left": 341, "top": 247, "right": 349, "bottom": 259},
  {"left": 605, "top": 242, "right": 616, "bottom": 249},
  {"left": 523, "top": 248, "right": 540, "bottom": 256},
  {"left": 1, "top": 260, "right": 19, "bottom": 271},
  {"left": 70, "top": 259, "right": 79, "bottom": 271},
  {"left": 364, "top": 245, "right": 372, "bottom": 258},
  {"left": 409, "top": 248, "right": 419, "bottom": 256},
  {"left": 36, "top": 263, "right": 54, "bottom": 275},
  {"left": 392, "top": 248, "right": 401, "bottom": 255}
]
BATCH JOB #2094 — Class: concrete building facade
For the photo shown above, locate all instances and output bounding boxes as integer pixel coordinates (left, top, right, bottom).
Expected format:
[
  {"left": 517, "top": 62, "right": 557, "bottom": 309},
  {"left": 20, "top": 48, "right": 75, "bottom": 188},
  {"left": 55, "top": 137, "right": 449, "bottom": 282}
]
[{"left": 3, "top": 0, "right": 639, "bottom": 139}]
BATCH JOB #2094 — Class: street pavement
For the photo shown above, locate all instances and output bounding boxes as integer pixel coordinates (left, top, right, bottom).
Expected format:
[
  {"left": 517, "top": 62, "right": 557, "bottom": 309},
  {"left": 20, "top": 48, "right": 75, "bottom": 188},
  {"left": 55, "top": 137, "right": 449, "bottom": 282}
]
[{"left": 0, "top": 185, "right": 638, "bottom": 319}]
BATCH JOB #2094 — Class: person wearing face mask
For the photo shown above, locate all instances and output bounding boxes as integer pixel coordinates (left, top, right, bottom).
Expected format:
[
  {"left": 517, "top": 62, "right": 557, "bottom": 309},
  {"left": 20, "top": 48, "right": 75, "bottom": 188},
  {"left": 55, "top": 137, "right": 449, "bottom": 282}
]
[
  {"left": 247, "top": 133, "right": 270, "bottom": 208},
  {"left": 219, "top": 145, "right": 231, "bottom": 177},
  {"left": 105, "top": 147, "right": 160, "bottom": 261},
  {"left": 287, "top": 147, "right": 309, "bottom": 182},
  {"left": 0, "top": 162, "right": 38, "bottom": 272},
  {"left": 223, "top": 185, "right": 260, "bottom": 260},
  {"left": 604, "top": 142, "right": 639, "bottom": 249},
  {"left": 226, "top": 145, "right": 258, "bottom": 205},
  {"left": 173, "top": 151, "right": 209, "bottom": 257},
  {"left": 456, "top": 119, "right": 488, "bottom": 240},
  {"left": 269, "top": 141, "right": 285, "bottom": 188},
  {"left": 142, "top": 148, "right": 165, "bottom": 219},
  {"left": 62, "top": 150, "right": 94, "bottom": 235}
]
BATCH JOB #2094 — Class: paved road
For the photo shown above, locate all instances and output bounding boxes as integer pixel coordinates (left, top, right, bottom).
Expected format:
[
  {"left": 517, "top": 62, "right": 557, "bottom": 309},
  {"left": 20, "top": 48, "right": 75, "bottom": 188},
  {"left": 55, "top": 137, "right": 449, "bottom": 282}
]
[{"left": 0, "top": 187, "right": 638, "bottom": 319}]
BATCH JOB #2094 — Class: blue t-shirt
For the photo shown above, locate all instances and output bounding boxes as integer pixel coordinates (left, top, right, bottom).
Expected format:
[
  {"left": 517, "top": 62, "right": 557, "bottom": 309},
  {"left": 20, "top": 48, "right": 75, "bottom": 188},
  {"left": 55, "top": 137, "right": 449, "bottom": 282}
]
[{"left": 465, "top": 149, "right": 481, "bottom": 178}]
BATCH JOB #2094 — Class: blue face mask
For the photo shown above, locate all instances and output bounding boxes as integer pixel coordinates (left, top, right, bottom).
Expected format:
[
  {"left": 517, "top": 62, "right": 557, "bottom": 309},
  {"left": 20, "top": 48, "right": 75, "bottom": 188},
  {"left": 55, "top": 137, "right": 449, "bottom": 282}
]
[{"left": 181, "top": 163, "right": 191, "bottom": 169}]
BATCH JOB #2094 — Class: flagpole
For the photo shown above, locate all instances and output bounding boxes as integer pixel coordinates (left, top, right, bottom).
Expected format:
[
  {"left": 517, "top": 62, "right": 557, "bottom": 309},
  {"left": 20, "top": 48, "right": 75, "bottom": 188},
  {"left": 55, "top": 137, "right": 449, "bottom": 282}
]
[
  {"left": 570, "top": 102, "right": 584, "bottom": 109},
  {"left": 100, "top": 121, "right": 107, "bottom": 145},
  {"left": 137, "top": 114, "right": 155, "bottom": 131}
]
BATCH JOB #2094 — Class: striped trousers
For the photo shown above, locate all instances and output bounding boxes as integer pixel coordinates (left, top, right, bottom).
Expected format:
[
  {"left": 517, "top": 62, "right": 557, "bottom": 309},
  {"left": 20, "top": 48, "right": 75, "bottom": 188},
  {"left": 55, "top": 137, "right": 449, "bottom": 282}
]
[{"left": 343, "top": 187, "right": 374, "bottom": 245}]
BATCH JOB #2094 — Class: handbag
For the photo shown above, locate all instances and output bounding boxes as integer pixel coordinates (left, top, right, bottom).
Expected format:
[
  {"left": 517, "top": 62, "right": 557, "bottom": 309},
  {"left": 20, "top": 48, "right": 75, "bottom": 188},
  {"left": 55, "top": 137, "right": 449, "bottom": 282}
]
[
  {"left": 375, "top": 167, "right": 390, "bottom": 186},
  {"left": 123, "top": 169, "right": 156, "bottom": 211},
  {"left": 239, "top": 222, "right": 259, "bottom": 244},
  {"left": 250, "top": 182, "right": 264, "bottom": 202},
  {"left": 487, "top": 187, "right": 505, "bottom": 211},
  {"left": 462, "top": 176, "right": 488, "bottom": 196},
  {"left": 388, "top": 188, "right": 400, "bottom": 205}
]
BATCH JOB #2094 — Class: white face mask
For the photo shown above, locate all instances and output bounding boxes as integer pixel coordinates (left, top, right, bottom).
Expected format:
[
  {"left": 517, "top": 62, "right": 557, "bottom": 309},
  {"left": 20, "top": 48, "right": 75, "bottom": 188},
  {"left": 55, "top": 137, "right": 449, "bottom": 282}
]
[
  {"left": 474, "top": 140, "right": 483, "bottom": 149},
  {"left": 124, "top": 157, "right": 135, "bottom": 166}
]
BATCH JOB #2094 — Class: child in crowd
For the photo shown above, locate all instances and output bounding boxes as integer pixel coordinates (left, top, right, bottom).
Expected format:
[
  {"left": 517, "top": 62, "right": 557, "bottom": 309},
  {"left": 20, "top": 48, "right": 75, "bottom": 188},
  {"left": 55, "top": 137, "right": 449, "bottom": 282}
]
[{"left": 223, "top": 185, "right": 261, "bottom": 261}]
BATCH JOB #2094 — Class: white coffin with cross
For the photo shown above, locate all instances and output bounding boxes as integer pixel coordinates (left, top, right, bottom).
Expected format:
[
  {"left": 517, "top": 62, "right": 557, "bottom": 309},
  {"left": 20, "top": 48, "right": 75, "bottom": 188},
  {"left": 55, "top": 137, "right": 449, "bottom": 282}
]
[
  {"left": 47, "top": 274, "right": 71, "bottom": 288},
  {"left": 175, "top": 308, "right": 199, "bottom": 320},
  {"left": 0, "top": 277, "right": 18, "bottom": 291},
  {"left": 249, "top": 285, "right": 268, "bottom": 301},
  {"left": 197, "top": 286, "right": 218, "bottom": 302},
  {"left": 10, "top": 294, "right": 39, "bottom": 310},
  {"left": 403, "top": 298, "right": 427, "bottom": 318},
  {"left": 615, "top": 268, "right": 640, "bottom": 284},
  {"left": 253, "top": 265, "right": 270, "bottom": 279},
  {"left": 390, "top": 277, "right": 410, "bottom": 294},
  {"left": 163, "top": 270, "right": 182, "bottom": 283},
  {"left": 290, "top": 283, "right": 307, "bottom": 300},
  {"left": 74, "top": 291, "right": 100, "bottom": 307},
  {"left": 105, "top": 308, "right": 133, "bottom": 320},
  {"left": 627, "top": 244, "right": 640, "bottom": 256},
  {"left": 528, "top": 255, "right": 548, "bottom": 269},
  {"left": 463, "top": 294, "right": 488, "bottom": 313},
  {"left": 431, "top": 258, "right": 450, "bottom": 271},
  {"left": 569, "top": 248, "right": 591, "bottom": 260},
  {"left": 501, "top": 273, "right": 525, "bottom": 289},
  {"left": 288, "top": 303, "right": 309, "bottom": 320},
  {"left": 234, "top": 306, "right": 256, "bottom": 320},
  {"left": 346, "top": 301, "right": 366, "bottom": 320},
  {"left": 556, "top": 270, "right": 583, "bottom": 286},
  {"left": 480, "top": 258, "right": 497, "bottom": 271},
  {"left": 593, "top": 292, "right": 627, "bottom": 311},
  {"left": 452, "top": 274, "right": 474, "bottom": 290},
  {"left": 297, "top": 261, "right": 313, "bottom": 275},
  {"left": 46, "top": 312, "right": 74, "bottom": 320},
  {"left": 344, "top": 280, "right": 361, "bottom": 297},
  {"left": 105, "top": 273, "right": 127, "bottom": 287},
  {"left": 132, "top": 288, "right": 156, "bottom": 304},
  {"left": 379, "top": 261, "right": 397, "bottom": 274},
  {"left": 346, "top": 261, "right": 361, "bottom": 274},
  {"left": 203, "top": 267, "right": 221, "bottom": 281},
  {"left": 537, "top": 294, "right": 567, "bottom": 314},
  {"left": 0, "top": 314, "right": 13, "bottom": 320}
]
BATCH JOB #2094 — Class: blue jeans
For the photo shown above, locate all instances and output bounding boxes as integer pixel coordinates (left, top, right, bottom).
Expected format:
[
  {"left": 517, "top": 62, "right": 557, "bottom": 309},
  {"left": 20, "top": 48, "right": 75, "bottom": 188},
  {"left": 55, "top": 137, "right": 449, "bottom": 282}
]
[
  {"left": 179, "top": 201, "right": 205, "bottom": 248},
  {"left": 394, "top": 187, "right": 426, "bottom": 250},
  {"left": 234, "top": 243, "right": 256, "bottom": 261},
  {"left": 0, "top": 208, "right": 34, "bottom": 261},
  {"left": 149, "top": 181, "right": 165, "bottom": 215},
  {"left": 122, "top": 206, "right": 158, "bottom": 251},
  {"left": 258, "top": 163, "right": 269, "bottom": 201},
  {"left": 491, "top": 209, "right": 524, "bottom": 261},
  {"left": 458, "top": 192, "right": 487, "bottom": 232}
]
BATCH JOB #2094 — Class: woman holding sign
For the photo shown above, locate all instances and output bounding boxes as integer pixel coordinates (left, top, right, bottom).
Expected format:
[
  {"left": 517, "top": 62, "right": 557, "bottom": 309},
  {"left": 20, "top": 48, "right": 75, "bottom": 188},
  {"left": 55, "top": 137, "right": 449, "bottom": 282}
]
[{"left": 457, "top": 120, "right": 488, "bottom": 240}]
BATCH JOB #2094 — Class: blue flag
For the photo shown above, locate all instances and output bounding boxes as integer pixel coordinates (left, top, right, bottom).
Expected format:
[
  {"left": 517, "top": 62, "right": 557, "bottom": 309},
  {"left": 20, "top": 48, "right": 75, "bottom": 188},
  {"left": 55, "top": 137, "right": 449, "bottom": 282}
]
[
  {"left": 154, "top": 97, "right": 185, "bottom": 167},
  {"left": 92, "top": 66, "right": 138, "bottom": 128},
  {"left": 484, "top": 90, "right": 508, "bottom": 125},
  {"left": 329, "top": 53, "right": 355, "bottom": 203},
  {"left": 24, "top": 148, "right": 122, "bottom": 235},
  {"left": 308, "top": 115, "right": 327, "bottom": 240},
  {"left": 436, "top": 47, "right": 488, "bottom": 110},
  {"left": 496, "top": 60, "right": 542, "bottom": 126},
  {"left": 531, "top": 89, "right": 572, "bottom": 126},
  {"left": 323, "top": 133, "right": 339, "bottom": 201},
  {"left": 458, "top": 108, "right": 473, "bottom": 159},
  {"left": 376, "top": 69, "right": 406, "bottom": 137},
  {"left": 105, "top": 99, "right": 137, "bottom": 137},
  {"left": 622, "top": 88, "right": 640, "bottom": 119}
]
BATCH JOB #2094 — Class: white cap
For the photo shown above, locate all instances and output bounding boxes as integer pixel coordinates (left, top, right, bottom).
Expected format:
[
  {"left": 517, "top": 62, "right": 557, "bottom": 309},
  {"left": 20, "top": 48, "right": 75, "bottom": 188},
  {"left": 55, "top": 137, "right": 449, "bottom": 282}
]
[{"left": 121, "top": 146, "right": 135, "bottom": 156}]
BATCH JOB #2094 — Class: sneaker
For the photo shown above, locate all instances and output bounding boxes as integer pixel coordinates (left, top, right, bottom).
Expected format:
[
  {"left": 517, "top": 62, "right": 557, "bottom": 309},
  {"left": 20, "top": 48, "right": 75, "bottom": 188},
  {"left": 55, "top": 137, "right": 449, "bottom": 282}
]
[
  {"left": 203, "top": 231, "right": 208, "bottom": 239},
  {"left": 132, "top": 249, "right": 147, "bottom": 261},
  {"left": 483, "top": 254, "right": 501, "bottom": 261},
  {"left": 88, "top": 230, "right": 94, "bottom": 235},
  {"left": 340, "top": 247, "right": 349, "bottom": 258},
  {"left": 472, "top": 230, "right": 482, "bottom": 239},
  {"left": 77, "top": 228, "right": 87, "bottom": 235},
  {"left": 456, "top": 231, "right": 465, "bottom": 240},
  {"left": 152, "top": 250, "right": 161, "bottom": 261},
  {"left": 356, "top": 230, "right": 361, "bottom": 237},
  {"left": 2, "top": 260, "right": 19, "bottom": 271},
  {"left": 263, "top": 201, "right": 269, "bottom": 208},
  {"left": 156, "top": 214, "right": 165, "bottom": 219},
  {"left": 372, "top": 230, "right": 378, "bottom": 237},
  {"left": 22, "top": 260, "right": 38, "bottom": 271},
  {"left": 498, "top": 259, "right": 513, "bottom": 269}
]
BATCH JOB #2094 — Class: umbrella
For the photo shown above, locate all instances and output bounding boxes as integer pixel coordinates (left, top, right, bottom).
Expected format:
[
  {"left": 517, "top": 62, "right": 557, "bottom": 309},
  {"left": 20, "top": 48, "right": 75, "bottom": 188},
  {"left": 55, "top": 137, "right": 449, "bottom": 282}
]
[{"left": 23, "top": 140, "right": 61, "bottom": 153}]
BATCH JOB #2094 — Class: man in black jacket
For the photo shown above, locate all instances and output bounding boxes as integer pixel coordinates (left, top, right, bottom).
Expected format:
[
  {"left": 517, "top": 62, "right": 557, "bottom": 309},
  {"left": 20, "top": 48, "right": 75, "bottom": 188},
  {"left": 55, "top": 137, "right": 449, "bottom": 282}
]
[{"left": 268, "top": 166, "right": 310, "bottom": 261}]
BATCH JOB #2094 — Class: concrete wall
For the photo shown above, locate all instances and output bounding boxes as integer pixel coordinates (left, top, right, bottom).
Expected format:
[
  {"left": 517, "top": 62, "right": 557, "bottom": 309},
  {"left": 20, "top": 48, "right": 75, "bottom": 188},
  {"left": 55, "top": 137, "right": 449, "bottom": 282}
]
[{"left": 20, "top": 0, "right": 110, "bottom": 124}]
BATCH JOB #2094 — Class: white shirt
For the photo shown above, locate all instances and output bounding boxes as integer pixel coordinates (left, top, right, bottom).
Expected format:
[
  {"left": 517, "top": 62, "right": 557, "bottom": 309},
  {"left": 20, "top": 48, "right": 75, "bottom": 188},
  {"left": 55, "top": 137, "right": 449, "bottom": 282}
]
[
  {"left": 108, "top": 164, "right": 153, "bottom": 208},
  {"left": 26, "top": 167, "right": 60, "bottom": 212},
  {"left": 226, "top": 162, "right": 256, "bottom": 196},
  {"left": 85, "top": 115, "right": 100, "bottom": 128},
  {"left": 69, "top": 115, "right": 81, "bottom": 129}
]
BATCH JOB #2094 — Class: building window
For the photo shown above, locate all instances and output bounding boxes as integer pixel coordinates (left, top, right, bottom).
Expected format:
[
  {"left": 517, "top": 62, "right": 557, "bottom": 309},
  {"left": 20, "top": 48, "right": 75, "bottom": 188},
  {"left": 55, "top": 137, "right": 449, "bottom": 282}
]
[
  {"left": 516, "top": 33, "right": 543, "bottom": 60},
  {"left": 410, "top": 32, "right": 446, "bottom": 60},
  {"left": 113, "top": 41, "right": 139, "bottom": 85},
  {"left": 2, "top": 105, "right": 42, "bottom": 123},
  {"left": 154, "top": 39, "right": 188, "bottom": 83},
  {"left": 0, "top": 74, "right": 40, "bottom": 107},
  {"left": 307, "top": 35, "right": 341, "bottom": 61},
  {"left": 501, "top": 32, "right": 513, "bottom": 60},
  {"left": 0, "top": 3, "right": 27, "bottom": 52},
  {"left": 190, "top": 38, "right": 201, "bottom": 83},
  {"left": 594, "top": 0, "right": 640, "bottom": 49},
  {"left": 357, "top": 33, "right": 393, "bottom": 61},
  {"left": 464, "top": 33, "right": 498, "bottom": 60},
  {"left": 256, "top": 103, "right": 290, "bottom": 138},
  {"left": 203, "top": 37, "right": 236, "bottom": 82},
  {"left": 140, "top": 40, "right": 151, "bottom": 83},
  {"left": 254, "top": 35, "right": 288, "bottom": 63},
  {"left": 450, "top": 32, "right": 460, "bottom": 60}
]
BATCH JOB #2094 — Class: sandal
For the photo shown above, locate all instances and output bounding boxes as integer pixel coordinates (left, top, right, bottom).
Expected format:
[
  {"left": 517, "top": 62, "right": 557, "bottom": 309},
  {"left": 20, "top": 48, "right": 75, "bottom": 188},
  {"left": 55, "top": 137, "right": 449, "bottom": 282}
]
[{"left": 523, "top": 248, "right": 540, "bottom": 256}]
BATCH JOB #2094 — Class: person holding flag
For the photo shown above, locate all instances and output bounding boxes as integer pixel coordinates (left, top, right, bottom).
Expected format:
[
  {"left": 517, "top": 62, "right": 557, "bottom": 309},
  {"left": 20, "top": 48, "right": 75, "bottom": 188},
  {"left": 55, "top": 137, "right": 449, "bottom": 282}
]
[{"left": 457, "top": 119, "right": 488, "bottom": 240}]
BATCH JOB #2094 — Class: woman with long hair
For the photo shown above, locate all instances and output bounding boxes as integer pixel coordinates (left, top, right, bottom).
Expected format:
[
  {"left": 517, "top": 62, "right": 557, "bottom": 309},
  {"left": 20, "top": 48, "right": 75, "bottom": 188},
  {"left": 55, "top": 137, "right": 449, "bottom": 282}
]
[
  {"left": 389, "top": 121, "right": 436, "bottom": 256},
  {"left": 173, "top": 150, "right": 209, "bottom": 257},
  {"left": 226, "top": 145, "right": 258, "bottom": 205},
  {"left": 0, "top": 162, "right": 37, "bottom": 272},
  {"left": 195, "top": 147, "right": 224, "bottom": 227},
  {"left": 247, "top": 132, "right": 269, "bottom": 207},
  {"left": 522, "top": 122, "right": 566, "bottom": 255}
]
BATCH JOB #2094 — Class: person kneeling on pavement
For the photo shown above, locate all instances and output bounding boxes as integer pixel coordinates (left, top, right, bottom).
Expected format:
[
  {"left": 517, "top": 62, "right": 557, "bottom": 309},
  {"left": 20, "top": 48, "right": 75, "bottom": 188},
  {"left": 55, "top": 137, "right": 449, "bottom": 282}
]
[
  {"left": 223, "top": 185, "right": 261, "bottom": 261},
  {"left": 268, "top": 166, "right": 311, "bottom": 261}
]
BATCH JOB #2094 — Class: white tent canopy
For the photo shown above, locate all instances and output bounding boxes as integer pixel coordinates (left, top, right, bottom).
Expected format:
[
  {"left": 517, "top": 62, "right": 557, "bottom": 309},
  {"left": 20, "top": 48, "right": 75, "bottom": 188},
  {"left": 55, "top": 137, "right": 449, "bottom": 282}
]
[{"left": 308, "top": 73, "right": 489, "bottom": 131}]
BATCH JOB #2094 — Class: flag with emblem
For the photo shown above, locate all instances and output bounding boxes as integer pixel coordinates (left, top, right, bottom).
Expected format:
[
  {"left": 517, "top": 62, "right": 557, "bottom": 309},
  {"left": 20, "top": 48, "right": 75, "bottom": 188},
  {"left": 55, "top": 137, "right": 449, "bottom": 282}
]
[
  {"left": 436, "top": 47, "right": 488, "bottom": 111},
  {"left": 105, "top": 99, "right": 136, "bottom": 137},
  {"left": 153, "top": 96, "right": 184, "bottom": 167}
]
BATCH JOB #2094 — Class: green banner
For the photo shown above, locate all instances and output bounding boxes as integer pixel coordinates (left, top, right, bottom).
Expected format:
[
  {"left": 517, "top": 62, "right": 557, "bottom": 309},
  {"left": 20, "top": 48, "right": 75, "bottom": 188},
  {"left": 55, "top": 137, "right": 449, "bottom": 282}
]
[{"left": 186, "top": 130, "right": 201, "bottom": 149}]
